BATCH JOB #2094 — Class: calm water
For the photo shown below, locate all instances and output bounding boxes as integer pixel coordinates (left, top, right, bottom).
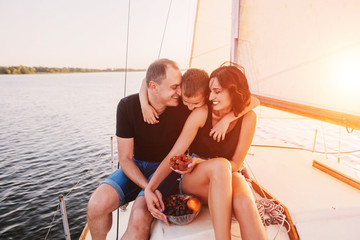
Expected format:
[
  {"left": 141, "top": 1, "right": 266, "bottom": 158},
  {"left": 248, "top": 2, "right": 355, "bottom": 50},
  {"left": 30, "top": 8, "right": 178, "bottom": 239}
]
[{"left": 0, "top": 72, "right": 359, "bottom": 240}]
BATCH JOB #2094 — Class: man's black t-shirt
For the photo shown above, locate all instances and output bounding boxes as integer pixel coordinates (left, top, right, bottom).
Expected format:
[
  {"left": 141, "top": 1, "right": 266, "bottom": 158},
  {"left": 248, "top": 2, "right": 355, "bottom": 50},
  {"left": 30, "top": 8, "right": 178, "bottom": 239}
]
[{"left": 116, "top": 94, "right": 190, "bottom": 163}]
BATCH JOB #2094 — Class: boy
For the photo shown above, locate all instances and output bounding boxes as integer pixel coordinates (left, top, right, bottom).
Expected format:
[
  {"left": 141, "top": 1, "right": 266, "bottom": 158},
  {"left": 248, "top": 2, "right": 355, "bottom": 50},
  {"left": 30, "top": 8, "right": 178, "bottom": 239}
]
[{"left": 140, "top": 68, "right": 260, "bottom": 142}]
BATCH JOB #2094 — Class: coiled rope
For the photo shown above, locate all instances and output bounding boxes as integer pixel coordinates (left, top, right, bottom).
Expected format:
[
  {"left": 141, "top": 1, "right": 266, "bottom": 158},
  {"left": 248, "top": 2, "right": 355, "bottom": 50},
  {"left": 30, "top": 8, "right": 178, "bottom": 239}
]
[{"left": 245, "top": 160, "right": 291, "bottom": 239}]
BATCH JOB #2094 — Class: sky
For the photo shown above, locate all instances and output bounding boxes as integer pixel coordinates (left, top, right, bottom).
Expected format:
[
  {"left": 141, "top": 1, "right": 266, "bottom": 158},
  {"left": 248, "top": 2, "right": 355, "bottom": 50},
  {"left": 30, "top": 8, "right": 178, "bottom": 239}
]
[{"left": 0, "top": 0, "right": 197, "bottom": 69}]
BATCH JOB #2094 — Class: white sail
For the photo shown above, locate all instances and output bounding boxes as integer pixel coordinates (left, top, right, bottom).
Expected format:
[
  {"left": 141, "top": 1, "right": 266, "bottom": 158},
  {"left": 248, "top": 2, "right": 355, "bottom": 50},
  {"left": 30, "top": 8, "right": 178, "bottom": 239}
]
[
  {"left": 189, "top": 0, "right": 360, "bottom": 129},
  {"left": 236, "top": 1, "right": 360, "bottom": 115},
  {"left": 189, "top": 0, "right": 232, "bottom": 73}
]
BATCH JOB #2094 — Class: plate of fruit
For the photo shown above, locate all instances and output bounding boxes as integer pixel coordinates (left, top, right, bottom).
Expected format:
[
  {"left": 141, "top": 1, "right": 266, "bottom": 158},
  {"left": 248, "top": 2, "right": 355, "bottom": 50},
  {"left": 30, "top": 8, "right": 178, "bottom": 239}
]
[{"left": 163, "top": 194, "right": 202, "bottom": 225}]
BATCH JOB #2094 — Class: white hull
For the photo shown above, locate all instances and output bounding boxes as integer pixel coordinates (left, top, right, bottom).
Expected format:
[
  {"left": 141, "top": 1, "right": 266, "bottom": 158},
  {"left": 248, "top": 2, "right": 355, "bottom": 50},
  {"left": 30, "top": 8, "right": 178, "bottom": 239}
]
[{"left": 81, "top": 139, "right": 360, "bottom": 240}]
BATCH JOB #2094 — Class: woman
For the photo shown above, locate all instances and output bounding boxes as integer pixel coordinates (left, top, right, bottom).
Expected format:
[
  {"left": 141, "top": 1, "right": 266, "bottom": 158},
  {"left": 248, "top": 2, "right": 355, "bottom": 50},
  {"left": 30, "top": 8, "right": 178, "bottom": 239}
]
[{"left": 144, "top": 64, "right": 267, "bottom": 240}]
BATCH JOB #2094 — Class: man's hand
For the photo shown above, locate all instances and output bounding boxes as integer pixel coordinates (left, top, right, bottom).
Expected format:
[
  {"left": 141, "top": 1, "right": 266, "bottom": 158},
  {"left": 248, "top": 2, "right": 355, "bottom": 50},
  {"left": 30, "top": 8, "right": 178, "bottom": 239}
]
[
  {"left": 240, "top": 167, "right": 252, "bottom": 182},
  {"left": 144, "top": 187, "right": 169, "bottom": 225}
]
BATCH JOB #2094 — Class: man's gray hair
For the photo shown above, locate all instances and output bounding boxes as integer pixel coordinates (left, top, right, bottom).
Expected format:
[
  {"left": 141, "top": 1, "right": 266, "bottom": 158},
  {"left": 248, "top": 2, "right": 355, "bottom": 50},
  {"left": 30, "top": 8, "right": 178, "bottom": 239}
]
[{"left": 146, "top": 59, "right": 179, "bottom": 86}]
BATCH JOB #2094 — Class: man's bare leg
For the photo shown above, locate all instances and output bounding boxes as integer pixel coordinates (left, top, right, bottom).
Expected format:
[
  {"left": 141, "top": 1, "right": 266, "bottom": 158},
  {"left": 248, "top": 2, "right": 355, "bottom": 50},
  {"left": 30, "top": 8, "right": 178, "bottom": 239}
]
[
  {"left": 121, "top": 196, "right": 154, "bottom": 240},
  {"left": 87, "top": 184, "right": 121, "bottom": 240}
]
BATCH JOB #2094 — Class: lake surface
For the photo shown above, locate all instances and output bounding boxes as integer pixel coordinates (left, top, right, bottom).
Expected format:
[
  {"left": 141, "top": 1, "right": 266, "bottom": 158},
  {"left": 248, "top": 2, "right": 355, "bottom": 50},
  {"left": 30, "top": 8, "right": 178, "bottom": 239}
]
[{"left": 0, "top": 72, "right": 359, "bottom": 239}]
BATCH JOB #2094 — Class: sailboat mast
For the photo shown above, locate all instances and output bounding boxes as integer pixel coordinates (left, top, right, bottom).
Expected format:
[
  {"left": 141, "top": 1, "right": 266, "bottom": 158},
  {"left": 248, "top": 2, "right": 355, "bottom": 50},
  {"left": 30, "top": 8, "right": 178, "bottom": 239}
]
[{"left": 230, "top": 0, "right": 240, "bottom": 63}]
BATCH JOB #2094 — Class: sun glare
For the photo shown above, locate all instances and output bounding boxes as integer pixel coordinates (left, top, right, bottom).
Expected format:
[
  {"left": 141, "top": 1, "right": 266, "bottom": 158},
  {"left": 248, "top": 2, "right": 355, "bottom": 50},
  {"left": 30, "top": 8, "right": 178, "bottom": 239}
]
[
  {"left": 326, "top": 51, "right": 360, "bottom": 114},
  {"left": 338, "top": 59, "right": 360, "bottom": 87},
  {"left": 334, "top": 53, "right": 360, "bottom": 97}
]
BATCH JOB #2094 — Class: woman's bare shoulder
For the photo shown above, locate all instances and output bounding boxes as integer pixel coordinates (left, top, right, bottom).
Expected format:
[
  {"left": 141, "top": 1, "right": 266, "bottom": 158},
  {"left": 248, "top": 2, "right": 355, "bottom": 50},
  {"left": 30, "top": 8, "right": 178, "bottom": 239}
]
[{"left": 242, "top": 110, "right": 256, "bottom": 123}]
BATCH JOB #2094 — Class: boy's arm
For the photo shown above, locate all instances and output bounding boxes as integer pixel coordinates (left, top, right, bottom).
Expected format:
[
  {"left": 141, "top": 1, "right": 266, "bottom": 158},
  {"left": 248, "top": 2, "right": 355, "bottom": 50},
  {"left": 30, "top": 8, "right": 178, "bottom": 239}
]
[
  {"left": 210, "top": 96, "right": 260, "bottom": 141},
  {"left": 139, "top": 78, "right": 159, "bottom": 124}
]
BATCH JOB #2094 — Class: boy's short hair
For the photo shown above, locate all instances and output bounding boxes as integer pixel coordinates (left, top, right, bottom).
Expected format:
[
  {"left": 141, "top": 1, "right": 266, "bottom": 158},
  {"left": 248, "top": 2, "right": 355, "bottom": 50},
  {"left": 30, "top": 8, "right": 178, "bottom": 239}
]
[
  {"left": 146, "top": 58, "right": 179, "bottom": 86},
  {"left": 182, "top": 68, "right": 209, "bottom": 98}
]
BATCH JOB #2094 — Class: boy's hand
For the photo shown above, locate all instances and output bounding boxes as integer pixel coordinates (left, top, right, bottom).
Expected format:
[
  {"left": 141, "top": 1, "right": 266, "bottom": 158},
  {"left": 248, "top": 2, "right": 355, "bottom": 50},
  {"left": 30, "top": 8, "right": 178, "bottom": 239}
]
[
  {"left": 210, "top": 116, "right": 230, "bottom": 142},
  {"left": 141, "top": 104, "right": 159, "bottom": 124}
]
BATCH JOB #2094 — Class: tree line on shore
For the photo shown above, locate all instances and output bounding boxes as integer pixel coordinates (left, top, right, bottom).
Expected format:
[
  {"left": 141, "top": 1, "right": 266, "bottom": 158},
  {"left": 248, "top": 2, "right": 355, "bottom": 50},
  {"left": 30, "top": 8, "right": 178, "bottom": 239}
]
[{"left": 0, "top": 65, "right": 145, "bottom": 74}]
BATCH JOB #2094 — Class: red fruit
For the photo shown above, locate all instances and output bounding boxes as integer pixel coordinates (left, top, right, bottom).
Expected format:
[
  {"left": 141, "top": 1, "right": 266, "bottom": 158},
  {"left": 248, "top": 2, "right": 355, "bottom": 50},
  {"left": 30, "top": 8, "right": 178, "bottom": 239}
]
[
  {"left": 187, "top": 198, "right": 201, "bottom": 213},
  {"left": 169, "top": 154, "right": 191, "bottom": 171}
]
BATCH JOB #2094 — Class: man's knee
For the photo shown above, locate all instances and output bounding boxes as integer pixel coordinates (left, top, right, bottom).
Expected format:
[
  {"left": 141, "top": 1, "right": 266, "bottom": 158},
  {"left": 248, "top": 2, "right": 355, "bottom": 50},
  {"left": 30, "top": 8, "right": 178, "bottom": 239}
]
[
  {"left": 87, "top": 184, "right": 120, "bottom": 219},
  {"left": 131, "top": 200, "right": 152, "bottom": 223},
  {"left": 128, "top": 200, "right": 153, "bottom": 232}
]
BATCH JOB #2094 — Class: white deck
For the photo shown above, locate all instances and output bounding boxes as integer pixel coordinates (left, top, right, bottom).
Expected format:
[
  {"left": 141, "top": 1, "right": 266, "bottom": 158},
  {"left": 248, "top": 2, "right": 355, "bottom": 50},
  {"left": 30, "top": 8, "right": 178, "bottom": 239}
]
[
  {"left": 83, "top": 141, "right": 360, "bottom": 240},
  {"left": 246, "top": 141, "right": 360, "bottom": 240},
  {"left": 83, "top": 200, "right": 289, "bottom": 240}
]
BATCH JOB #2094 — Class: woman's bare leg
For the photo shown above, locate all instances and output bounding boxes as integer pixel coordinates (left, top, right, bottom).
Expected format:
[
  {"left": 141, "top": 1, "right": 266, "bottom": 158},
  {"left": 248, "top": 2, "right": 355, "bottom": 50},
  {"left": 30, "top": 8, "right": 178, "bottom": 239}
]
[
  {"left": 232, "top": 173, "right": 267, "bottom": 240},
  {"left": 182, "top": 158, "right": 232, "bottom": 240}
]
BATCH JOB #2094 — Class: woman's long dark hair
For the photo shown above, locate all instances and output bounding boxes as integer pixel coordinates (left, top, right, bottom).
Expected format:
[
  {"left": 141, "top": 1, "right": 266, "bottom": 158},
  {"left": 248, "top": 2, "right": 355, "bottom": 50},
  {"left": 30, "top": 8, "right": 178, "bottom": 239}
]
[{"left": 209, "top": 63, "right": 251, "bottom": 116}]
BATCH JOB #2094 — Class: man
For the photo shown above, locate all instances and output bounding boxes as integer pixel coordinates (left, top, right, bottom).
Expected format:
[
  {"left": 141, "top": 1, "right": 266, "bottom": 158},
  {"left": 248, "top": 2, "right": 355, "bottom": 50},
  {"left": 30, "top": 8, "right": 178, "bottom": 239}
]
[{"left": 86, "top": 59, "right": 189, "bottom": 240}]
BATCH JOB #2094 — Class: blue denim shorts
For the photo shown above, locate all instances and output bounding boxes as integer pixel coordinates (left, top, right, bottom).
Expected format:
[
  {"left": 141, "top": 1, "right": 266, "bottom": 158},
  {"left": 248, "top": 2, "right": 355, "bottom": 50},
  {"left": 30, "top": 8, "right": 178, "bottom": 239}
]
[
  {"left": 191, "top": 153, "right": 210, "bottom": 159},
  {"left": 102, "top": 159, "right": 180, "bottom": 206}
]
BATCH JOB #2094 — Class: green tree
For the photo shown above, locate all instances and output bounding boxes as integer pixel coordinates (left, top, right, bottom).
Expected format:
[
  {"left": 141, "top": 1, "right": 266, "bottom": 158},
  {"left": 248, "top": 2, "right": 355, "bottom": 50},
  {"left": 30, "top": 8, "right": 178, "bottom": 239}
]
[{"left": 19, "top": 65, "right": 30, "bottom": 74}]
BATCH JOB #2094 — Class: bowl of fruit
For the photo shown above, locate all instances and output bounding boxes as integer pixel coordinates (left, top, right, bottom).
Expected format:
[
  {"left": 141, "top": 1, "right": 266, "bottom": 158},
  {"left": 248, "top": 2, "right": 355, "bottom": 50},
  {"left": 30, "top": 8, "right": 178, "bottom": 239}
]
[
  {"left": 169, "top": 153, "right": 192, "bottom": 171},
  {"left": 163, "top": 194, "right": 202, "bottom": 225}
]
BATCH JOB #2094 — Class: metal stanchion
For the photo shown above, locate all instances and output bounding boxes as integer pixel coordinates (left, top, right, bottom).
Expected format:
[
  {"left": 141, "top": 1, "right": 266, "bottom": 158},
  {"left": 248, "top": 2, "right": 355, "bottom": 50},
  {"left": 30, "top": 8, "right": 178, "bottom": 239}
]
[{"left": 59, "top": 194, "right": 71, "bottom": 240}]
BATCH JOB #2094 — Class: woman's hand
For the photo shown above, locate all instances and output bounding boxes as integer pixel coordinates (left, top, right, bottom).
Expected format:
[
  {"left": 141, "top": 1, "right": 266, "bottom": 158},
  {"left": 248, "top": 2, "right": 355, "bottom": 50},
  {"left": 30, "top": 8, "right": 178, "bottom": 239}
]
[
  {"left": 144, "top": 187, "right": 169, "bottom": 225},
  {"left": 141, "top": 104, "right": 159, "bottom": 124}
]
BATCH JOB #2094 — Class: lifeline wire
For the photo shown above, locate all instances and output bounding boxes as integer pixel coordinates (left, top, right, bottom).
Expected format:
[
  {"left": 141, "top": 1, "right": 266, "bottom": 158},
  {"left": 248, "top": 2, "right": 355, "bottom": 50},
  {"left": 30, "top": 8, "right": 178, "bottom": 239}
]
[
  {"left": 43, "top": 151, "right": 104, "bottom": 240},
  {"left": 251, "top": 144, "right": 360, "bottom": 155},
  {"left": 43, "top": 203, "right": 60, "bottom": 240}
]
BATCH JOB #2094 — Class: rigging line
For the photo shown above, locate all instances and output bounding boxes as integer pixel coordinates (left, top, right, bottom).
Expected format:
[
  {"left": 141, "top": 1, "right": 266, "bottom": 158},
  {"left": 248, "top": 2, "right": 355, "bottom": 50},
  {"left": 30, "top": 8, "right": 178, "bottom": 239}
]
[
  {"left": 251, "top": 144, "right": 360, "bottom": 154},
  {"left": 158, "top": 0, "right": 173, "bottom": 58},
  {"left": 191, "top": 44, "right": 231, "bottom": 59},
  {"left": 124, "top": 0, "right": 131, "bottom": 97}
]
